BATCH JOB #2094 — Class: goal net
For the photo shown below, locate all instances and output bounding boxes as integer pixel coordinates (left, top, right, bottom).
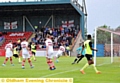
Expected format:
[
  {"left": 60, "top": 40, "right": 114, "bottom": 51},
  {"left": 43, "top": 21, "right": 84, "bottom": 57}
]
[{"left": 94, "top": 27, "right": 120, "bottom": 66}]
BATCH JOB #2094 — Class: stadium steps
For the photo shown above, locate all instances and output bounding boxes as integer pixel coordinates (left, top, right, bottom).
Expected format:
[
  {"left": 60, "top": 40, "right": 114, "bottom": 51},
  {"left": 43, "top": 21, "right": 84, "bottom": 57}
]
[
  {"left": 28, "top": 33, "right": 35, "bottom": 42},
  {"left": 0, "top": 38, "right": 5, "bottom": 46},
  {"left": 71, "top": 31, "right": 84, "bottom": 56}
]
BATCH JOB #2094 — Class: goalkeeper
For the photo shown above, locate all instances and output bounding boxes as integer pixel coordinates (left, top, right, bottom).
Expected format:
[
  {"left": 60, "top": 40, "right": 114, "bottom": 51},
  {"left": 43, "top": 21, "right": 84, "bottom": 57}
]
[{"left": 72, "top": 42, "right": 85, "bottom": 64}]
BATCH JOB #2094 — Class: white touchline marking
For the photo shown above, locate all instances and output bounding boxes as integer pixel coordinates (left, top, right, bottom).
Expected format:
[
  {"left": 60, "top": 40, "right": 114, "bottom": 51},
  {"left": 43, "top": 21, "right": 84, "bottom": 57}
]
[
  {"left": 97, "top": 63, "right": 111, "bottom": 66},
  {"left": 40, "top": 62, "right": 115, "bottom": 78},
  {"left": 40, "top": 68, "right": 79, "bottom": 78}
]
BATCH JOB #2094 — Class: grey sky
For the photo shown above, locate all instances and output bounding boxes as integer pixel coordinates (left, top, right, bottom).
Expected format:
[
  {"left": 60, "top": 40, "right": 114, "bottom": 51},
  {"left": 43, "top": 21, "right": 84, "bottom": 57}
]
[{"left": 86, "top": 0, "right": 120, "bottom": 34}]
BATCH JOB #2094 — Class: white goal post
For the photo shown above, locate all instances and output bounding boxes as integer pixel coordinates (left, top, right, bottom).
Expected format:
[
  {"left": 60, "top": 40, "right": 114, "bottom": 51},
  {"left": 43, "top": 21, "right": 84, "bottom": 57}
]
[{"left": 94, "top": 27, "right": 120, "bottom": 66}]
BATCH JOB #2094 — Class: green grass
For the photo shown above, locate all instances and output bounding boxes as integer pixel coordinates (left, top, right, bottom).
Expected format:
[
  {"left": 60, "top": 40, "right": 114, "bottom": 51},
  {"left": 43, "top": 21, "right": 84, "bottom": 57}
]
[{"left": 0, "top": 56, "right": 120, "bottom": 83}]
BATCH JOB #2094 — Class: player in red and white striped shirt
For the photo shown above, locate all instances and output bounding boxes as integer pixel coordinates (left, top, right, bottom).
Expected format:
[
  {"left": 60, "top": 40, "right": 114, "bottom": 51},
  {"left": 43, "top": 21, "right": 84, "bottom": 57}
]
[
  {"left": 54, "top": 43, "right": 67, "bottom": 63},
  {"left": 45, "top": 35, "right": 56, "bottom": 70},
  {"left": 2, "top": 40, "right": 14, "bottom": 66},
  {"left": 21, "top": 38, "right": 33, "bottom": 69}
]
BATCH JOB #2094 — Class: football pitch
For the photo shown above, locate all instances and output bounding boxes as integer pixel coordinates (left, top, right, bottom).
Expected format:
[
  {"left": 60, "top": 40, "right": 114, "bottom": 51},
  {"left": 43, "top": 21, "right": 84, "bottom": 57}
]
[{"left": 0, "top": 56, "right": 120, "bottom": 83}]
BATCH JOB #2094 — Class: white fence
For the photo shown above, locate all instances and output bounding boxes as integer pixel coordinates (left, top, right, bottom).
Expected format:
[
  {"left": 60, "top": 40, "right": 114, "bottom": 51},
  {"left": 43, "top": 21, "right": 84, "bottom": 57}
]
[
  {"left": 36, "top": 50, "right": 71, "bottom": 57},
  {"left": 36, "top": 50, "right": 58, "bottom": 57}
]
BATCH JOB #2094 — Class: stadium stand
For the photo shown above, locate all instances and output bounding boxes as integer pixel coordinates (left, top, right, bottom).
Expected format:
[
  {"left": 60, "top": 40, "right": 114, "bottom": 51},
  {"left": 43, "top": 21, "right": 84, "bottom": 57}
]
[
  {"left": 0, "top": 32, "right": 32, "bottom": 49},
  {"left": 30, "top": 26, "right": 80, "bottom": 50},
  {"left": 0, "top": 0, "right": 86, "bottom": 56}
]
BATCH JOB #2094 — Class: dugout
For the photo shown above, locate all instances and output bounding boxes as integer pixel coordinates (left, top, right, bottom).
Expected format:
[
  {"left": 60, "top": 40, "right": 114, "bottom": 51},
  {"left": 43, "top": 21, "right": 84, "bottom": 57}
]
[{"left": 0, "top": 0, "right": 85, "bottom": 38}]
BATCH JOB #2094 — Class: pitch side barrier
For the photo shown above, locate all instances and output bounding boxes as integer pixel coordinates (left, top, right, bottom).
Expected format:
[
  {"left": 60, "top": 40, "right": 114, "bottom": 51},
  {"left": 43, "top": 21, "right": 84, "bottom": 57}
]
[
  {"left": 0, "top": 49, "right": 70, "bottom": 57},
  {"left": 36, "top": 49, "right": 58, "bottom": 57},
  {"left": 36, "top": 49, "right": 71, "bottom": 57}
]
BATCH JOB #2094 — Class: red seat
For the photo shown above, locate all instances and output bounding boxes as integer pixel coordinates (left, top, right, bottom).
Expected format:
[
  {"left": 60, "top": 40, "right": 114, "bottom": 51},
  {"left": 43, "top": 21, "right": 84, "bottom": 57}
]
[{"left": 0, "top": 32, "right": 32, "bottom": 49}]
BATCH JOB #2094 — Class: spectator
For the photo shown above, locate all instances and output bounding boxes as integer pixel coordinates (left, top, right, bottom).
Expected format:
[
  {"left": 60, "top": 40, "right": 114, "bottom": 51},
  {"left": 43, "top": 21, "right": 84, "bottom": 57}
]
[
  {"left": 57, "top": 28, "right": 61, "bottom": 36},
  {"left": 64, "top": 27, "right": 69, "bottom": 34},
  {"left": 34, "top": 26, "right": 38, "bottom": 33},
  {"left": 52, "top": 29, "right": 57, "bottom": 37},
  {"left": 54, "top": 37, "right": 58, "bottom": 44},
  {"left": 53, "top": 43, "right": 59, "bottom": 49},
  {"left": 49, "top": 28, "right": 53, "bottom": 35},
  {"left": 62, "top": 34, "right": 67, "bottom": 41},
  {"left": 30, "top": 25, "right": 80, "bottom": 50},
  {"left": 67, "top": 34, "right": 72, "bottom": 45}
]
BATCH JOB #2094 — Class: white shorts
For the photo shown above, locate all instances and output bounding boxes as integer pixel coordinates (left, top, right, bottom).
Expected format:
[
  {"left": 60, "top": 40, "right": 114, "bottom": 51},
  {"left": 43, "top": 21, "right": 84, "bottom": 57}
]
[
  {"left": 22, "top": 51, "right": 30, "bottom": 59},
  {"left": 6, "top": 51, "right": 13, "bottom": 58},
  {"left": 46, "top": 51, "right": 54, "bottom": 59},
  {"left": 55, "top": 51, "right": 62, "bottom": 57}
]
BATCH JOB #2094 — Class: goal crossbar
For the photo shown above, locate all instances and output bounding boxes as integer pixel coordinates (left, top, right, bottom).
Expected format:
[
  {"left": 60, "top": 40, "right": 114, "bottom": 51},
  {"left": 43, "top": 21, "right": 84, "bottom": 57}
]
[{"left": 98, "top": 28, "right": 120, "bottom": 35}]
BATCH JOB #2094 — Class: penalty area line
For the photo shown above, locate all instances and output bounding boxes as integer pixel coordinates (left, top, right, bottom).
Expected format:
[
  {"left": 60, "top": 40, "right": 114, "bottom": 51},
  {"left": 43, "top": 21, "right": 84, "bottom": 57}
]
[
  {"left": 40, "top": 68, "right": 79, "bottom": 78},
  {"left": 97, "top": 63, "right": 111, "bottom": 66}
]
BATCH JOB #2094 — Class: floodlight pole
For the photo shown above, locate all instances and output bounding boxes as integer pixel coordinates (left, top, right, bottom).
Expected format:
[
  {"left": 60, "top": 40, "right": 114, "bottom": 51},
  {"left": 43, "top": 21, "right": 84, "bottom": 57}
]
[{"left": 94, "top": 27, "right": 97, "bottom": 66}]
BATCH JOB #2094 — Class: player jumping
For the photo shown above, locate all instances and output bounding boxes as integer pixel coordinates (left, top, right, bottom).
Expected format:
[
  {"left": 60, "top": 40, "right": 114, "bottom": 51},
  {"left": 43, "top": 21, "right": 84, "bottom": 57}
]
[{"left": 54, "top": 42, "right": 67, "bottom": 63}]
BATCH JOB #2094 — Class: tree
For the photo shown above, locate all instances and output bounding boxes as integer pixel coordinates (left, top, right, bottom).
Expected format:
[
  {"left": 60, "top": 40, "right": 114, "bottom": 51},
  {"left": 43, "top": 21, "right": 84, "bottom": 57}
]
[
  {"left": 113, "top": 26, "right": 120, "bottom": 43},
  {"left": 115, "top": 26, "right": 120, "bottom": 31},
  {"left": 94, "top": 25, "right": 111, "bottom": 44}
]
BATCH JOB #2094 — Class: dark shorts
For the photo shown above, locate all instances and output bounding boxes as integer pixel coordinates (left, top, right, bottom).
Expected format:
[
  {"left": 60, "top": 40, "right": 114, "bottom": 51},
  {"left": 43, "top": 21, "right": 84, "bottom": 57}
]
[
  {"left": 13, "top": 54, "right": 19, "bottom": 58},
  {"left": 32, "top": 51, "right": 36, "bottom": 56},
  {"left": 85, "top": 54, "right": 93, "bottom": 61},
  {"left": 77, "top": 54, "right": 84, "bottom": 58}
]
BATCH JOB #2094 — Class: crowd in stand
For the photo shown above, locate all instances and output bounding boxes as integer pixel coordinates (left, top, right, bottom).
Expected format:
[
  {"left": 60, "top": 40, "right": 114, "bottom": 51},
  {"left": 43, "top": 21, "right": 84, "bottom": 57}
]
[
  {"left": 31, "top": 26, "right": 80, "bottom": 50},
  {"left": 0, "top": 25, "right": 80, "bottom": 53}
]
